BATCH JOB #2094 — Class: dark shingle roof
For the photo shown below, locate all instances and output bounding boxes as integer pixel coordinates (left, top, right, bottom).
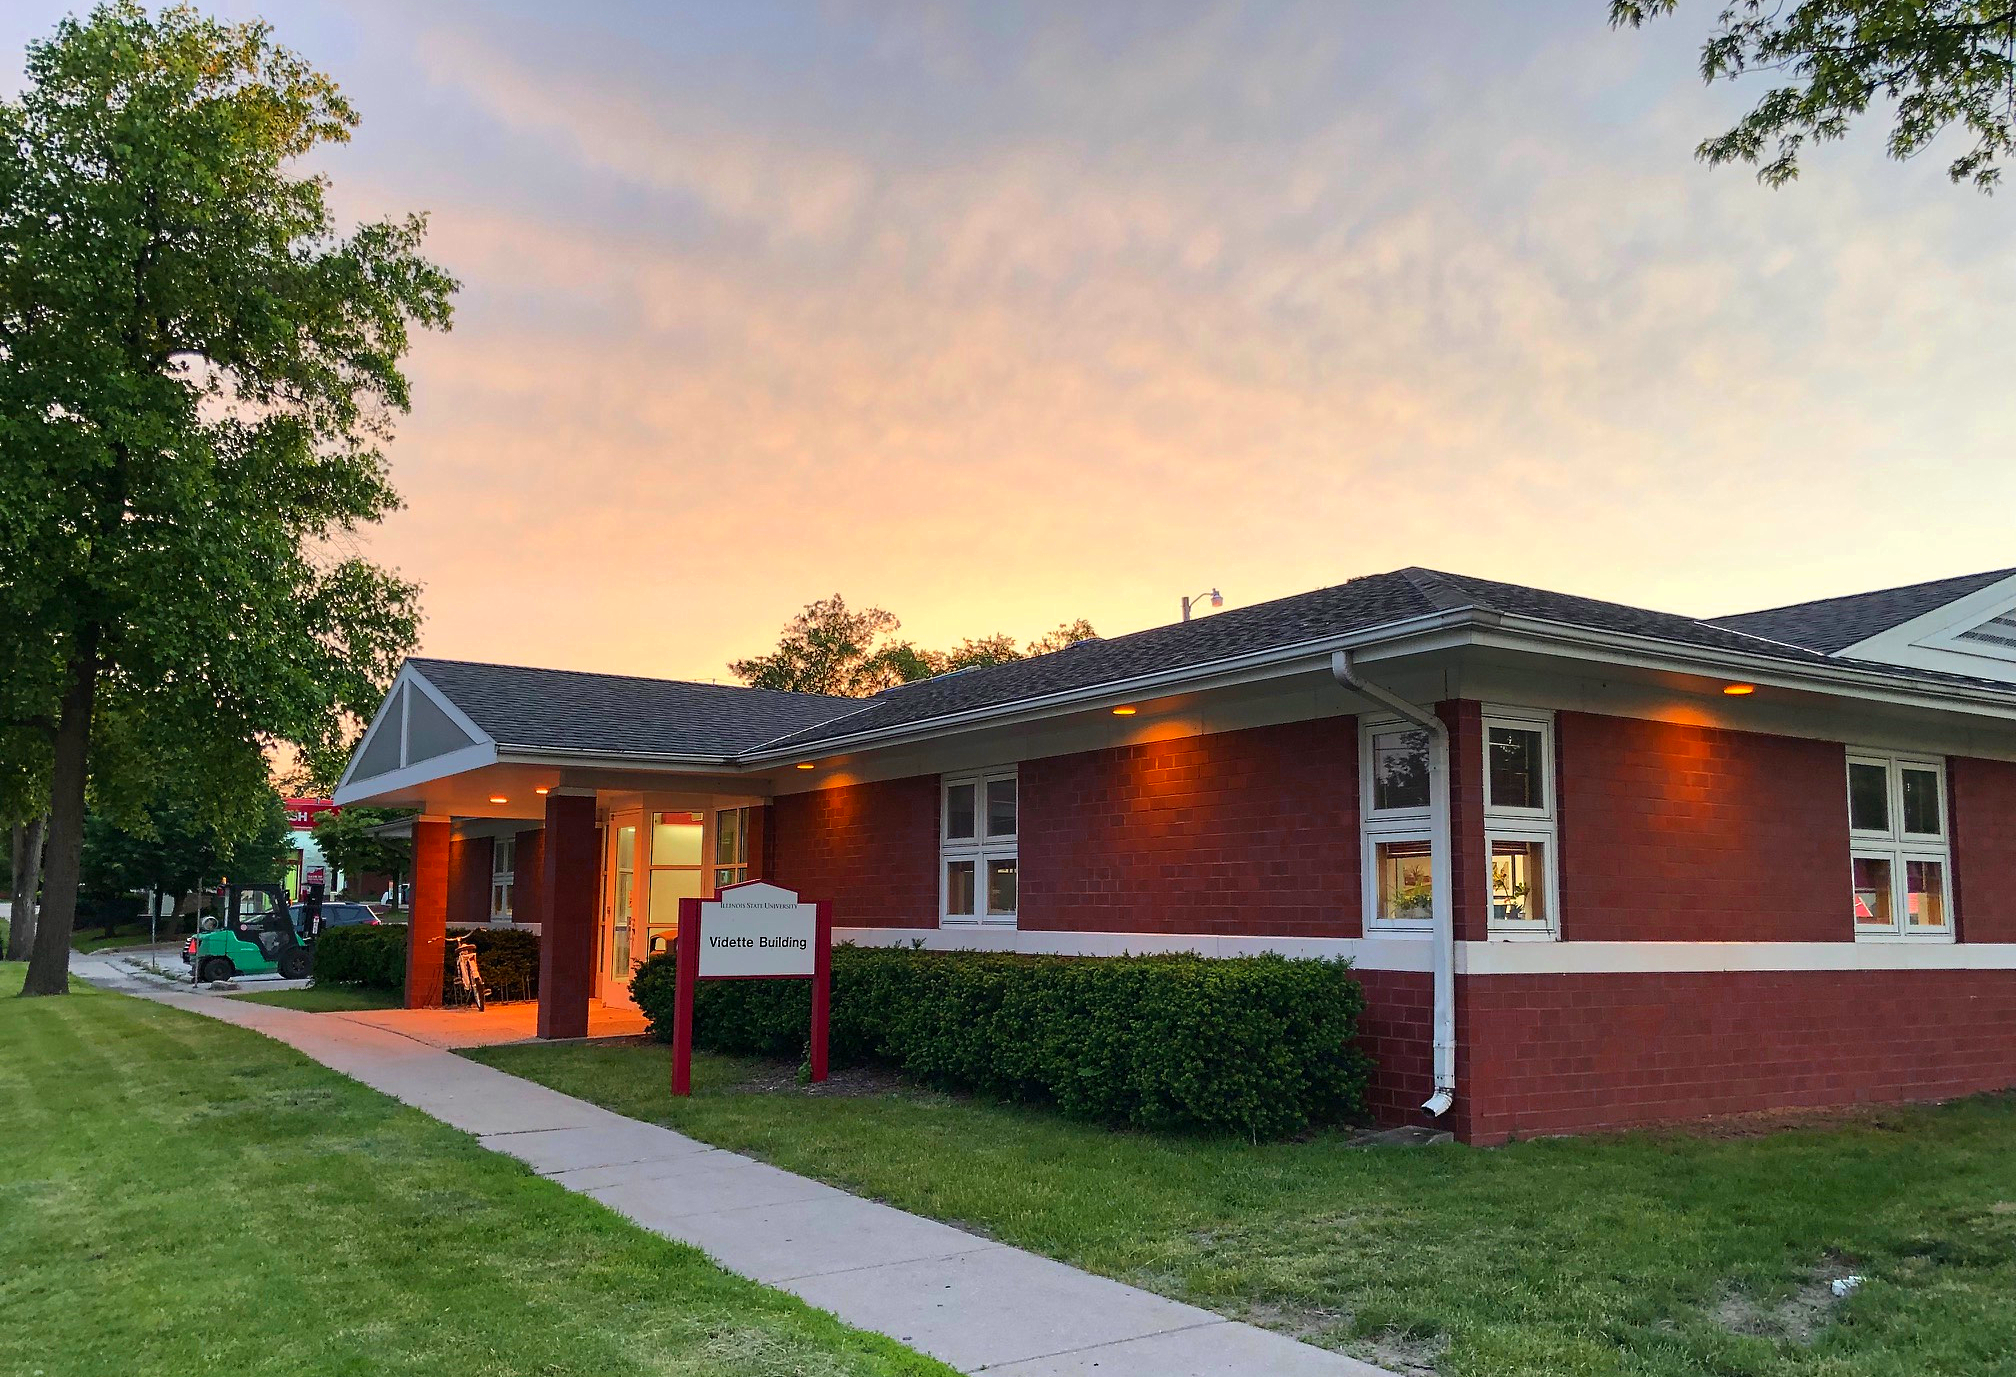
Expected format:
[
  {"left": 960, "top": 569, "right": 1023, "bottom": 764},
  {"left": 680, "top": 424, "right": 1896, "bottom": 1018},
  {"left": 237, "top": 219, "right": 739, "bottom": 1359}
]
[
  {"left": 762, "top": 566, "right": 2016, "bottom": 752},
  {"left": 1709, "top": 568, "right": 2016, "bottom": 654},
  {"left": 409, "top": 658, "right": 865, "bottom": 758},
  {"left": 403, "top": 566, "right": 2016, "bottom": 769},
  {"left": 756, "top": 569, "right": 1455, "bottom": 751}
]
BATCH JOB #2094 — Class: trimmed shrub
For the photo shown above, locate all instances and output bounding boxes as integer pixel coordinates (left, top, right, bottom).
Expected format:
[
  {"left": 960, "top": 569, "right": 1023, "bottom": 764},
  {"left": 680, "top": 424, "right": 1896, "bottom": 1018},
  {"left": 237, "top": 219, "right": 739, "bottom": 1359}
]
[
  {"left": 630, "top": 945, "right": 1371, "bottom": 1139},
  {"left": 313, "top": 924, "right": 541, "bottom": 1002}
]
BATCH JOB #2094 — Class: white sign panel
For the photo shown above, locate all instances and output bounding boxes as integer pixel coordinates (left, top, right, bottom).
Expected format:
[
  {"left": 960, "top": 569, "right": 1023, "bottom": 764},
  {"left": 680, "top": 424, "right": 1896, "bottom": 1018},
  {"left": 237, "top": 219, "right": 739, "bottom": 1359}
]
[{"left": 696, "top": 881, "right": 817, "bottom": 978}]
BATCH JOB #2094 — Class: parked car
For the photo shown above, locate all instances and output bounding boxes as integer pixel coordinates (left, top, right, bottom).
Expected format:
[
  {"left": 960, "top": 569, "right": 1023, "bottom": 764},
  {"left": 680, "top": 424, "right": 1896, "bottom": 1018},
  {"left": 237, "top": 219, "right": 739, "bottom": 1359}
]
[{"left": 289, "top": 902, "right": 381, "bottom": 937}]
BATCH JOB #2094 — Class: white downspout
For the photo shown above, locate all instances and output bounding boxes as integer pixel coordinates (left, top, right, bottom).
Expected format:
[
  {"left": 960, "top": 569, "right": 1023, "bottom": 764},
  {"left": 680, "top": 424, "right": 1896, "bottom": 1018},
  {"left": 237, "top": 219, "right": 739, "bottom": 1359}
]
[{"left": 1331, "top": 650, "right": 1456, "bottom": 1118}]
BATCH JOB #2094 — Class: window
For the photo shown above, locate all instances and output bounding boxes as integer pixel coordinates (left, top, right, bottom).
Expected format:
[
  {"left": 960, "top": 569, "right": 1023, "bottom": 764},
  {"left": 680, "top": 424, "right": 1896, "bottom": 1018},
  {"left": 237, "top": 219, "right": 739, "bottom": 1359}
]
[
  {"left": 943, "top": 768, "right": 1016, "bottom": 925},
  {"left": 1483, "top": 710, "right": 1558, "bottom": 938},
  {"left": 714, "top": 807, "right": 752, "bottom": 892},
  {"left": 1847, "top": 753, "right": 1952, "bottom": 941},
  {"left": 1361, "top": 719, "right": 1434, "bottom": 931},
  {"left": 490, "top": 837, "right": 515, "bottom": 920}
]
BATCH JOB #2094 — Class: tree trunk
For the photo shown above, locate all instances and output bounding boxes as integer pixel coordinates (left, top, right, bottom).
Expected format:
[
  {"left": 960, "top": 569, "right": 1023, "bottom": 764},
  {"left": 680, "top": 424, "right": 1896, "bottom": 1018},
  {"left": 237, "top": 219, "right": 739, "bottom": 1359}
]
[
  {"left": 6, "top": 823, "right": 20, "bottom": 960},
  {"left": 9, "top": 818, "right": 46, "bottom": 963},
  {"left": 22, "top": 646, "right": 97, "bottom": 997}
]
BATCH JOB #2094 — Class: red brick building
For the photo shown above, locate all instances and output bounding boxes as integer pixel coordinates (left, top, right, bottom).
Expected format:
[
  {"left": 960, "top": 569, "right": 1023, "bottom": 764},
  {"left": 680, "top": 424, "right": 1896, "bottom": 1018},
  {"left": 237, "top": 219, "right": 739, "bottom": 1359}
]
[{"left": 335, "top": 566, "right": 2016, "bottom": 1142}]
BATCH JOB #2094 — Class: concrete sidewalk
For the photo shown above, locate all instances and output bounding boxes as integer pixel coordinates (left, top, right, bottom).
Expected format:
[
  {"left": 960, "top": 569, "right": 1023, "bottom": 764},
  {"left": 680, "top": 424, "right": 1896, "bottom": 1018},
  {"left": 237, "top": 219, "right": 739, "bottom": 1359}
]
[{"left": 74, "top": 955, "right": 1390, "bottom": 1377}]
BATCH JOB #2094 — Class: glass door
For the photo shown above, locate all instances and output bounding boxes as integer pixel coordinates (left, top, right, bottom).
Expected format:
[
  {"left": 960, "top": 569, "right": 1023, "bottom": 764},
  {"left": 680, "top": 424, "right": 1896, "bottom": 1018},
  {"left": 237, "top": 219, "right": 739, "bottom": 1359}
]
[
  {"left": 644, "top": 811, "right": 705, "bottom": 967},
  {"left": 600, "top": 814, "right": 638, "bottom": 1006}
]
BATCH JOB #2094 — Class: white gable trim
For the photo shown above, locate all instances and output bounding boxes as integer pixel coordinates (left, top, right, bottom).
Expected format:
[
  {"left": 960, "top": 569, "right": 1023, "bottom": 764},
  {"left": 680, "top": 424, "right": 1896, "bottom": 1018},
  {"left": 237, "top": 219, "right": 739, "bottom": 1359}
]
[
  {"left": 1835, "top": 570, "right": 2016, "bottom": 682},
  {"left": 333, "top": 664, "right": 499, "bottom": 804}
]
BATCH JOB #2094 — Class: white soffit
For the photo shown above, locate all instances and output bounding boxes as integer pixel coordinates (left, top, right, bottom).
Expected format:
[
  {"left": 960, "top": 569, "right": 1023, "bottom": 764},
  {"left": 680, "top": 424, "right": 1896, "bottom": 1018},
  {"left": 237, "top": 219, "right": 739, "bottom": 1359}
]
[{"left": 1837, "top": 571, "right": 2016, "bottom": 683}]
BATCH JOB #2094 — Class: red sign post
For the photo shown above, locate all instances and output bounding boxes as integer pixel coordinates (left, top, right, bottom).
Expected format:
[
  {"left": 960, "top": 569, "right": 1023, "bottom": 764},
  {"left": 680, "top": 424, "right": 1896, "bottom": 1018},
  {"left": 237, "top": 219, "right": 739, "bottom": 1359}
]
[{"left": 671, "top": 881, "right": 832, "bottom": 1096}]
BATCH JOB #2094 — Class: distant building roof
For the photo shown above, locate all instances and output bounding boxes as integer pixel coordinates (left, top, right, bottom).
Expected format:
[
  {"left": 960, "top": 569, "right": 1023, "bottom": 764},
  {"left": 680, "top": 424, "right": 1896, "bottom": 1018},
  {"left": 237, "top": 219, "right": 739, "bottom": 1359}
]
[{"left": 1709, "top": 568, "right": 2016, "bottom": 654}]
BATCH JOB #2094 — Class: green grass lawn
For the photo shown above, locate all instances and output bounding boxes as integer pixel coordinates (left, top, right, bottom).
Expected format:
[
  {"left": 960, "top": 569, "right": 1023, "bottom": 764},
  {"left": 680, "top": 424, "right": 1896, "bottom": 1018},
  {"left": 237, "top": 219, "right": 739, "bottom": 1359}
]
[
  {"left": 0, "top": 965, "right": 950, "bottom": 1377},
  {"left": 70, "top": 919, "right": 188, "bottom": 952},
  {"left": 229, "top": 984, "right": 403, "bottom": 1012},
  {"left": 468, "top": 1040, "right": 2016, "bottom": 1377}
]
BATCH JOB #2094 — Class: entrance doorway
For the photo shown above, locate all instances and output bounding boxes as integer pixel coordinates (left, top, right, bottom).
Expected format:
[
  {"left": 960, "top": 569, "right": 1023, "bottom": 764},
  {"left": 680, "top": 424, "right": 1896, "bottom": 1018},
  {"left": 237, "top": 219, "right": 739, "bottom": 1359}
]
[{"left": 598, "top": 808, "right": 707, "bottom": 1008}]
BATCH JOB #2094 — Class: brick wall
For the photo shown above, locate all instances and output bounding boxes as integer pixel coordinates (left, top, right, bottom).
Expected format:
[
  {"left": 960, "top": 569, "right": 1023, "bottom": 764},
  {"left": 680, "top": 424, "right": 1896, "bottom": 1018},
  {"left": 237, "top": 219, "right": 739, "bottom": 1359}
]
[
  {"left": 1457, "top": 968, "right": 2016, "bottom": 1142},
  {"left": 446, "top": 835, "right": 492, "bottom": 927},
  {"left": 1952, "top": 757, "right": 2016, "bottom": 944},
  {"left": 1556, "top": 712, "right": 1847, "bottom": 942},
  {"left": 1017, "top": 717, "right": 1359, "bottom": 937},
  {"left": 770, "top": 776, "right": 939, "bottom": 924},
  {"left": 1354, "top": 968, "right": 1435, "bottom": 1124},
  {"left": 511, "top": 828, "right": 545, "bottom": 927}
]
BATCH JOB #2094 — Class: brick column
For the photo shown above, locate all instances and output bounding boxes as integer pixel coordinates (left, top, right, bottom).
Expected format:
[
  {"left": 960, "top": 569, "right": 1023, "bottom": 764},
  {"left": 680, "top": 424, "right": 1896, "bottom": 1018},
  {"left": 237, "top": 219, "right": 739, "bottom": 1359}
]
[
  {"left": 538, "top": 792, "right": 597, "bottom": 1040},
  {"left": 404, "top": 817, "right": 451, "bottom": 1009}
]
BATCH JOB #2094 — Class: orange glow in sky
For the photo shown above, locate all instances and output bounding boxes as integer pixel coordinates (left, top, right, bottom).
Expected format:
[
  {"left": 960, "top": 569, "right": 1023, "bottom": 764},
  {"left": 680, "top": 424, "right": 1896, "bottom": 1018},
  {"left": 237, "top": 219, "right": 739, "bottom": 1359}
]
[{"left": 14, "top": 2, "right": 2008, "bottom": 683}]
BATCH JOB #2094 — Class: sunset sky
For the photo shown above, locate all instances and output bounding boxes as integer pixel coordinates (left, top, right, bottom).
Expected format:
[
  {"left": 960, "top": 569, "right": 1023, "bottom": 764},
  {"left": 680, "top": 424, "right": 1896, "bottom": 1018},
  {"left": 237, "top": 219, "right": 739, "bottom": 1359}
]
[{"left": 10, "top": 2, "right": 2013, "bottom": 683}]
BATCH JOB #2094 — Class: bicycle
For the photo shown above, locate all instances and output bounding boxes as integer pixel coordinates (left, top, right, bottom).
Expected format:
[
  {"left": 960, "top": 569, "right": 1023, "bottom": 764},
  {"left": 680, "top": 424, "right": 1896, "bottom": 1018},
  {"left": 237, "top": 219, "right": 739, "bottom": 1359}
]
[{"left": 452, "top": 932, "right": 489, "bottom": 1012}]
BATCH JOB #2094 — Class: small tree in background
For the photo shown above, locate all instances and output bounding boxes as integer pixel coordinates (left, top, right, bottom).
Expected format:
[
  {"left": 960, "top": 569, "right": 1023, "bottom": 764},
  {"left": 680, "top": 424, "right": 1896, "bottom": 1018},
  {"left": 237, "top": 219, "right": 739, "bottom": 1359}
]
[
  {"left": 730, "top": 597, "right": 1098, "bottom": 698},
  {"left": 1614, "top": 1, "right": 2016, "bottom": 189},
  {"left": 0, "top": 4, "right": 455, "bottom": 994}
]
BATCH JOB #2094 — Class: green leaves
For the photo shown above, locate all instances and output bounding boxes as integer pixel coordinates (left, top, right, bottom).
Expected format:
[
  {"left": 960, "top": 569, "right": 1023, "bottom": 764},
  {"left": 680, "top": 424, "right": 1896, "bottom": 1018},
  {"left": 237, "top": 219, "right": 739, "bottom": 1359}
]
[
  {"left": 0, "top": 1, "right": 453, "bottom": 814},
  {"left": 1614, "top": 0, "right": 2016, "bottom": 189}
]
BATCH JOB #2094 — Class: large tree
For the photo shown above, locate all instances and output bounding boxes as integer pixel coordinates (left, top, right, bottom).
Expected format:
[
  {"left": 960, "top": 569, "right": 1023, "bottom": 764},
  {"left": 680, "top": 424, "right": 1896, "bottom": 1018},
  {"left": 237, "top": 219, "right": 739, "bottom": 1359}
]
[
  {"left": 0, "top": 4, "right": 454, "bottom": 995},
  {"left": 1614, "top": 1, "right": 2016, "bottom": 188},
  {"left": 729, "top": 597, "right": 1097, "bottom": 698}
]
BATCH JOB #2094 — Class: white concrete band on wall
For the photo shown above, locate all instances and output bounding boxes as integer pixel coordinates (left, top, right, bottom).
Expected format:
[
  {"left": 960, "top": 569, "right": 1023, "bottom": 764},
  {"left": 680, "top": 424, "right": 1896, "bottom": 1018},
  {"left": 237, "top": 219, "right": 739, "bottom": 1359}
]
[{"left": 831, "top": 925, "right": 2016, "bottom": 974}]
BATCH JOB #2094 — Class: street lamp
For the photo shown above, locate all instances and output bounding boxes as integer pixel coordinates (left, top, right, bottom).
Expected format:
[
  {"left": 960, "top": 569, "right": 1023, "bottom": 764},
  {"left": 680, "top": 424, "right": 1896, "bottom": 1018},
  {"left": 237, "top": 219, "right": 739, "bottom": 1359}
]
[{"left": 1181, "top": 588, "right": 1223, "bottom": 622}]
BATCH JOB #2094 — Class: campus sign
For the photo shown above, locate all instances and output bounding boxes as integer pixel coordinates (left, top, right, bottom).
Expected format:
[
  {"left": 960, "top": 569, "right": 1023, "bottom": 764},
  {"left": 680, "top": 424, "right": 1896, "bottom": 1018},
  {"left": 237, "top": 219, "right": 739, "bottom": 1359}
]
[{"left": 670, "top": 881, "right": 832, "bottom": 1095}]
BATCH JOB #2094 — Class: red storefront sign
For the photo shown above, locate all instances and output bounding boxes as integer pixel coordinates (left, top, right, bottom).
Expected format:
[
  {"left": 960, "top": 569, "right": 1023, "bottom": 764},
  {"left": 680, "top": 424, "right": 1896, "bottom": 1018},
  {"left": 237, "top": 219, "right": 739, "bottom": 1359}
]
[
  {"left": 286, "top": 799, "right": 340, "bottom": 831},
  {"left": 670, "top": 881, "right": 832, "bottom": 1095}
]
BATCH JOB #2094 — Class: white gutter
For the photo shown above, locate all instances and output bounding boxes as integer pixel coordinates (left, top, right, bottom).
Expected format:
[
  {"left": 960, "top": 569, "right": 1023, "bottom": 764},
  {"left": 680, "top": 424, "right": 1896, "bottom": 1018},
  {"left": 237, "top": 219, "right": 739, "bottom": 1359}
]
[{"left": 1331, "top": 649, "right": 1456, "bottom": 1119}]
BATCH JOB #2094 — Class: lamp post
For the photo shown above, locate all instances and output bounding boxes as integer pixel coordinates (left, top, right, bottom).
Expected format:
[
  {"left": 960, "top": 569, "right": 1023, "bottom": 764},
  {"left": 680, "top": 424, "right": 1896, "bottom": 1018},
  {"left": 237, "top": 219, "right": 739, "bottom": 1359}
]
[{"left": 1181, "top": 588, "right": 1223, "bottom": 622}]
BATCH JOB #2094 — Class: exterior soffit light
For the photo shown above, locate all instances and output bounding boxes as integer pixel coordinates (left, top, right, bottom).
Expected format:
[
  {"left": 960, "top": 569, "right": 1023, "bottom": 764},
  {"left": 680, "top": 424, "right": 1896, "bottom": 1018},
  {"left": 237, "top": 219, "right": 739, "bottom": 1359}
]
[
  {"left": 796, "top": 762, "right": 817, "bottom": 770},
  {"left": 1722, "top": 683, "right": 1757, "bottom": 696},
  {"left": 534, "top": 786, "right": 551, "bottom": 795},
  {"left": 489, "top": 795, "right": 509, "bottom": 804},
  {"left": 1112, "top": 705, "right": 1138, "bottom": 716}
]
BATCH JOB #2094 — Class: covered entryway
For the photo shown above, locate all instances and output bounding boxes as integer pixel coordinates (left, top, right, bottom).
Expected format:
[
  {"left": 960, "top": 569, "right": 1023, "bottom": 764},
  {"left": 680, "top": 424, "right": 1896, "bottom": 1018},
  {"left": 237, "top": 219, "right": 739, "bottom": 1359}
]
[{"left": 330, "top": 658, "right": 852, "bottom": 1040}]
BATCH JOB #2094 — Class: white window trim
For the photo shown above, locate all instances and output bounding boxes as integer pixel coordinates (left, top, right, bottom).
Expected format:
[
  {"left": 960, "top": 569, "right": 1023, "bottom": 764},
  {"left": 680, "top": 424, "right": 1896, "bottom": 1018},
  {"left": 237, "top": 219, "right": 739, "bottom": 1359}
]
[
  {"left": 1360, "top": 716, "right": 1434, "bottom": 935},
  {"left": 490, "top": 837, "right": 515, "bottom": 920},
  {"left": 1846, "top": 751, "right": 1954, "bottom": 944},
  {"left": 943, "top": 768, "right": 1018, "bottom": 928},
  {"left": 1482, "top": 707, "right": 1560, "bottom": 941}
]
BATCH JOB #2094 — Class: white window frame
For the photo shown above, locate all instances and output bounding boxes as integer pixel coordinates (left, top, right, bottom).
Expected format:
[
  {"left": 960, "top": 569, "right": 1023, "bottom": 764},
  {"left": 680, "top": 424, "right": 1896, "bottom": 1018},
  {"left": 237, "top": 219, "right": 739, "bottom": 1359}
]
[
  {"left": 942, "top": 768, "right": 1017, "bottom": 927},
  {"left": 1360, "top": 716, "right": 1434, "bottom": 934},
  {"left": 1482, "top": 707, "right": 1560, "bottom": 941},
  {"left": 491, "top": 836, "right": 516, "bottom": 921},
  {"left": 1846, "top": 751, "right": 1954, "bottom": 943}
]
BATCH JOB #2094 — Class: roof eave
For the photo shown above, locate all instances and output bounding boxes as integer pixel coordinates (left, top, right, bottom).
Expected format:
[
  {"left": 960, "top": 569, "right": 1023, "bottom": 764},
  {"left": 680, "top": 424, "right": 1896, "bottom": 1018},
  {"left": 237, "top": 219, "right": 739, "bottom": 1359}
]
[{"left": 1480, "top": 615, "right": 2016, "bottom": 718}]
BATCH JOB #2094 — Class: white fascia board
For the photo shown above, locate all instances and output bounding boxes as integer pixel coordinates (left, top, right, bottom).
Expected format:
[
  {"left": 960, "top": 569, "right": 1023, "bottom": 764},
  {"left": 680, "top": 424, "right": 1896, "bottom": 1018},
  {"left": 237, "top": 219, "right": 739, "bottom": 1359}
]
[
  {"left": 1833, "top": 571, "right": 2016, "bottom": 678},
  {"left": 333, "top": 740, "right": 499, "bottom": 805},
  {"left": 736, "top": 610, "right": 1484, "bottom": 765},
  {"left": 1477, "top": 617, "right": 2016, "bottom": 720}
]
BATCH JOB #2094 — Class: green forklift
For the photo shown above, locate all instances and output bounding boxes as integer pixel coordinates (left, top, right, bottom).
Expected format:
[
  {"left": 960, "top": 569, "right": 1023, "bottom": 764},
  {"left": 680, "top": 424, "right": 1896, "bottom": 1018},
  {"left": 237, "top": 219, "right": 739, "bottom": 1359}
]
[{"left": 189, "top": 883, "right": 314, "bottom": 984}]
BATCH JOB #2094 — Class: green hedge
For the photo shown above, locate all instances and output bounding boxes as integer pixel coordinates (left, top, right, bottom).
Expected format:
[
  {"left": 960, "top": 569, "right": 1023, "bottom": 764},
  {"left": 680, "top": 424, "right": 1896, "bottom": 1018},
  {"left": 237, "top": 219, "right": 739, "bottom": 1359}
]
[
  {"left": 630, "top": 945, "right": 1371, "bottom": 1139},
  {"left": 313, "top": 925, "right": 541, "bottom": 1002}
]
